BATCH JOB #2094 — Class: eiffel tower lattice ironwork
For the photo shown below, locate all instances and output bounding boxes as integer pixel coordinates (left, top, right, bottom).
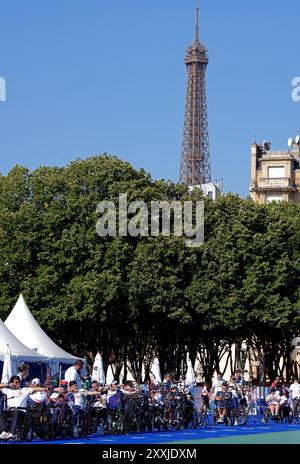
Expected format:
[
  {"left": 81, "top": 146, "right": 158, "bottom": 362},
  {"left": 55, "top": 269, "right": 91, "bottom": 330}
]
[{"left": 179, "top": 5, "right": 211, "bottom": 186}]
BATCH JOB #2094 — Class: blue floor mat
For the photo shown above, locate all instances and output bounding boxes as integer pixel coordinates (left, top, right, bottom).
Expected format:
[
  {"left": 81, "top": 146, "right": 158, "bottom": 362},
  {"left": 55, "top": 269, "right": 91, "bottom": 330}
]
[{"left": 3, "top": 418, "right": 300, "bottom": 445}]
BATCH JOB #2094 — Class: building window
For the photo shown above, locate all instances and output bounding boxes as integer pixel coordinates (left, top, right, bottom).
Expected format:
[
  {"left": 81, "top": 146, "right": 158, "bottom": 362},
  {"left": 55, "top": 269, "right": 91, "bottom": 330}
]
[
  {"left": 266, "top": 194, "right": 283, "bottom": 203},
  {"left": 268, "top": 166, "right": 285, "bottom": 178}
]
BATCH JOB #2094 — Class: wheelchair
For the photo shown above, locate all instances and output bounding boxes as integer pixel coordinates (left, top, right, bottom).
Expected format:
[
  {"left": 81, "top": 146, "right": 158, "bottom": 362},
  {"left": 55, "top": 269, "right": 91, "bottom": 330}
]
[
  {"left": 23, "top": 402, "right": 53, "bottom": 441},
  {"left": 47, "top": 401, "right": 88, "bottom": 439},
  {"left": 1, "top": 408, "right": 27, "bottom": 441}
]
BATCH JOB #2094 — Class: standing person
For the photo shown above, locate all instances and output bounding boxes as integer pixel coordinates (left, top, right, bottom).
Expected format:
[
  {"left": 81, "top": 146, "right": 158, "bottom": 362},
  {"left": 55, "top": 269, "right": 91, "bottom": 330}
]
[
  {"left": 210, "top": 372, "right": 225, "bottom": 402},
  {"left": 289, "top": 378, "right": 300, "bottom": 418},
  {"left": 64, "top": 360, "right": 84, "bottom": 390},
  {"left": 228, "top": 375, "right": 239, "bottom": 426},
  {"left": 235, "top": 369, "right": 245, "bottom": 386},
  {"left": 106, "top": 381, "right": 123, "bottom": 431},
  {"left": 16, "top": 364, "right": 29, "bottom": 387}
]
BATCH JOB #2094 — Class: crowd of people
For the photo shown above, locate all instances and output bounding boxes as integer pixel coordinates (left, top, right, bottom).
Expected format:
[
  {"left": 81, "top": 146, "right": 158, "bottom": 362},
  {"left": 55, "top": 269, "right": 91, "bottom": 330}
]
[
  {"left": 210, "top": 371, "right": 300, "bottom": 425},
  {"left": 0, "top": 361, "right": 300, "bottom": 441}
]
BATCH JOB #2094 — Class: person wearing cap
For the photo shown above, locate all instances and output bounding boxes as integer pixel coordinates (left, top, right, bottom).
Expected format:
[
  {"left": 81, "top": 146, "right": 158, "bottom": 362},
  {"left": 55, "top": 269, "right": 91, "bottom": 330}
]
[
  {"left": 64, "top": 360, "right": 84, "bottom": 390},
  {"left": 47, "top": 380, "right": 69, "bottom": 435},
  {"left": 210, "top": 372, "right": 226, "bottom": 403},
  {"left": 59, "top": 379, "right": 69, "bottom": 389},
  {"left": 28, "top": 378, "right": 48, "bottom": 406}
]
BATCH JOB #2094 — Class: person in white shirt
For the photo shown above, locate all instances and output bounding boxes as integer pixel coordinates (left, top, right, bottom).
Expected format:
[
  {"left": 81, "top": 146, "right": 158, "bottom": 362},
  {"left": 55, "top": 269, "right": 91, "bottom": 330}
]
[
  {"left": 89, "top": 381, "right": 107, "bottom": 409},
  {"left": 67, "top": 381, "right": 87, "bottom": 411},
  {"left": 228, "top": 376, "right": 239, "bottom": 426},
  {"left": 290, "top": 378, "right": 300, "bottom": 417},
  {"left": 210, "top": 372, "right": 225, "bottom": 401},
  {"left": 0, "top": 375, "right": 46, "bottom": 440},
  {"left": 87, "top": 380, "right": 107, "bottom": 433},
  {"left": 67, "top": 380, "right": 101, "bottom": 437},
  {"left": 28, "top": 378, "right": 48, "bottom": 406},
  {"left": 16, "top": 364, "right": 30, "bottom": 388},
  {"left": 64, "top": 360, "right": 84, "bottom": 390},
  {"left": 266, "top": 387, "right": 280, "bottom": 416}
]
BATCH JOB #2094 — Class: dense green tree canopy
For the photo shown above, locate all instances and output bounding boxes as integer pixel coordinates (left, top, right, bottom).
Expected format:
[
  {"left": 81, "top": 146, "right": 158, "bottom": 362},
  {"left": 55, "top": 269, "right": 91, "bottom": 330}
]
[{"left": 0, "top": 155, "right": 300, "bottom": 380}]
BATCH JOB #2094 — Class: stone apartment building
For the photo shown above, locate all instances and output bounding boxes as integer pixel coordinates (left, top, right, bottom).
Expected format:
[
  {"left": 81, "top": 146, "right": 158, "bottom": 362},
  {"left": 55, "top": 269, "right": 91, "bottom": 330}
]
[{"left": 250, "top": 137, "right": 300, "bottom": 203}]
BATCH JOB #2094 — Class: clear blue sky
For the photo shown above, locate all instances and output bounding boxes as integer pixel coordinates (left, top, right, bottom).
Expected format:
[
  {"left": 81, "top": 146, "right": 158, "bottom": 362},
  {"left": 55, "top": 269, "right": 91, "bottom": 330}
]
[{"left": 0, "top": 0, "right": 299, "bottom": 197}]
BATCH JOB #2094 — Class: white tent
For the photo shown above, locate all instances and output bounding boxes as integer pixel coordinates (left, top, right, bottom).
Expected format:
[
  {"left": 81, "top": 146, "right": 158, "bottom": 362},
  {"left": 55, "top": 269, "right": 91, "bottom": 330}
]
[
  {"left": 185, "top": 352, "right": 196, "bottom": 386},
  {"left": 5, "top": 294, "right": 79, "bottom": 373},
  {"left": 106, "top": 364, "right": 116, "bottom": 385},
  {"left": 149, "top": 357, "right": 162, "bottom": 383},
  {"left": 0, "top": 319, "right": 48, "bottom": 377},
  {"left": 91, "top": 352, "right": 105, "bottom": 385},
  {"left": 1, "top": 344, "right": 12, "bottom": 384}
]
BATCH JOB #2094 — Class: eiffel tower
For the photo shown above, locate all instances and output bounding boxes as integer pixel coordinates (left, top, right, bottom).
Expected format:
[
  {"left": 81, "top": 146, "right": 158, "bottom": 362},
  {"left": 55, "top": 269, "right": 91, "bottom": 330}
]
[{"left": 179, "top": 5, "right": 211, "bottom": 187}]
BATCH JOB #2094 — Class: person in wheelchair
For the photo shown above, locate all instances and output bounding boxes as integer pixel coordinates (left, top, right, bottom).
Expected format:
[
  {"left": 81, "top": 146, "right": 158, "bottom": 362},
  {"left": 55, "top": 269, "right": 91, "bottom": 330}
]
[
  {"left": 168, "top": 385, "right": 181, "bottom": 423},
  {"left": 22, "top": 378, "right": 50, "bottom": 440},
  {"left": 47, "top": 388, "right": 68, "bottom": 438},
  {"left": 67, "top": 381, "right": 87, "bottom": 412},
  {"left": 67, "top": 380, "right": 105, "bottom": 436},
  {"left": 213, "top": 391, "right": 222, "bottom": 424},
  {"left": 278, "top": 391, "right": 290, "bottom": 422},
  {"left": 263, "top": 387, "right": 280, "bottom": 422},
  {"left": 106, "top": 381, "right": 124, "bottom": 432},
  {"left": 66, "top": 380, "right": 88, "bottom": 437},
  {"left": 87, "top": 380, "right": 107, "bottom": 433},
  {"left": 28, "top": 378, "right": 48, "bottom": 407},
  {"left": 0, "top": 375, "right": 46, "bottom": 440}
]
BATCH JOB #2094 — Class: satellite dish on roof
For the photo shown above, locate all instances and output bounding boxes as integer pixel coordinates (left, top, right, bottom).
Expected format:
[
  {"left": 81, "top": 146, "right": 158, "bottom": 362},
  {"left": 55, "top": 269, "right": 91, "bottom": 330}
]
[
  {"left": 295, "top": 135, "right": 300, "bottom": 145},
  {"left": 288, "top": 137, "right": 293, "bottom": 147}
]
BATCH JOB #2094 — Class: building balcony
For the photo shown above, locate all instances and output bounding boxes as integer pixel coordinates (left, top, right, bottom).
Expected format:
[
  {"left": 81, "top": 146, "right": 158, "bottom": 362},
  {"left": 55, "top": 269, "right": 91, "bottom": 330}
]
[{"left": 259, "top": 177, "right": 290, "bottom": 188}]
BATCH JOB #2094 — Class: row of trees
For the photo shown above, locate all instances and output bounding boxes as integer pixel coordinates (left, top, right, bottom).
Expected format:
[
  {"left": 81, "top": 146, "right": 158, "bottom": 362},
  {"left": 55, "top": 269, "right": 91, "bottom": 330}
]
[{"left": 0, "top": 155, "right": 300, "bottom": 381}]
